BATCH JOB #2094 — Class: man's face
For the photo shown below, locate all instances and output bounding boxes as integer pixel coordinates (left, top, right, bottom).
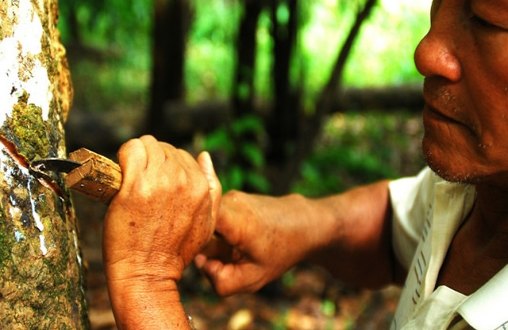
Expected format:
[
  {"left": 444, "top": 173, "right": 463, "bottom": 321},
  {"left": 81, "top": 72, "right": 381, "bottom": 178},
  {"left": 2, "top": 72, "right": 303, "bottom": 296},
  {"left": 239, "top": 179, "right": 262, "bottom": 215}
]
[{"left": 415, "top": 0, "right": 508, "bottom": 186}]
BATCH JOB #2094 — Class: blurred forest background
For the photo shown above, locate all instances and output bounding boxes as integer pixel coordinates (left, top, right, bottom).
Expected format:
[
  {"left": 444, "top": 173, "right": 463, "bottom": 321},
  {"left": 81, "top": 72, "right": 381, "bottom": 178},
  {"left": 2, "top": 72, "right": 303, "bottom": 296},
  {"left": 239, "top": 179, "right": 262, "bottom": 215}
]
[{"left": 58, "top": 0, "right": 431, "bottom": 328}]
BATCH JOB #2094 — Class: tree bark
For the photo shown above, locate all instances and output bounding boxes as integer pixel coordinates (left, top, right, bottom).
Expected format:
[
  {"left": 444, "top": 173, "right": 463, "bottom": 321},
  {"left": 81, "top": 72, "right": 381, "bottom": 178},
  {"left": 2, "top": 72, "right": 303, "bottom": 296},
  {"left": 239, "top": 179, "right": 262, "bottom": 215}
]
[
  {"left": 0, "top": 0, "right": 89, "bottom": 328},
  {"left": 266, "top": 0, "right": 299, "bottom": 194},
  {"left": 147, "top": 0, "right": 192, "bottom": 143},
  {"left": 233, "top": 0, "right": 263, "bottom": 116},
  {"left": 279, "top": 0, "right": 379, "bottom": 193},
  {"left": 230, "top": 0, "right": 264, "bottom": 192}
]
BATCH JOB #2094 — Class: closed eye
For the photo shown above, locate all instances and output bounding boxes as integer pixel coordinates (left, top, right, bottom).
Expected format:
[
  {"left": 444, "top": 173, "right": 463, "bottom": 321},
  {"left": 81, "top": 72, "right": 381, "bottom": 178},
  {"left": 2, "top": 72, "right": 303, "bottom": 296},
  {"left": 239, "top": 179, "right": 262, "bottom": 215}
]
[
  {"left": 471, "top": 14, "right": 494, "bottom": 28},
  {"left": 470, "top": 14, "right": 507, "bottom": 31}
]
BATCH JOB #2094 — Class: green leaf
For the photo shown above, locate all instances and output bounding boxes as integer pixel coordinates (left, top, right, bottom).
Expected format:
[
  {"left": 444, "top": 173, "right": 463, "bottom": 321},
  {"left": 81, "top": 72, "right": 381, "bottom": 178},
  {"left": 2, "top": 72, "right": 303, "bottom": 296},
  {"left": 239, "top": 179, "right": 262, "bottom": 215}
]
[
  {"left": 241, "top": 143, "right": 264, "bottom": 168},
  {"left": 232, "top": 115, "right": 264, "bottom": 135},
  {"left": 245, "top": 172, "right": 270, "bottom": 193},
  {"left": 203, "top": 129, "right": 233, "bottom": 153}
]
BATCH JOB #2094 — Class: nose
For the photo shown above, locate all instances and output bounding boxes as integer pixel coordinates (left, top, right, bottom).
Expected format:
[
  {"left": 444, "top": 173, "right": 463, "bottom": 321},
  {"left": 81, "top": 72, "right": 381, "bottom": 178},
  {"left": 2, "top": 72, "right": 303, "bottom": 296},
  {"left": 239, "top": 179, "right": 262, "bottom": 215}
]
[{"left": 414, "top": 30, "right": 462, "bottom": 82}]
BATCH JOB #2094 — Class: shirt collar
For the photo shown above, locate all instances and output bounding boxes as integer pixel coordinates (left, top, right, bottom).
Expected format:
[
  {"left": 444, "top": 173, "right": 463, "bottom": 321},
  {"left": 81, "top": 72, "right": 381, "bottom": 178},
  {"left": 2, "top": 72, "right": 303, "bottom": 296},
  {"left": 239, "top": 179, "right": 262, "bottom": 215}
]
[{"left": 458, "top": 265, "right": 508, "bottom": 330}]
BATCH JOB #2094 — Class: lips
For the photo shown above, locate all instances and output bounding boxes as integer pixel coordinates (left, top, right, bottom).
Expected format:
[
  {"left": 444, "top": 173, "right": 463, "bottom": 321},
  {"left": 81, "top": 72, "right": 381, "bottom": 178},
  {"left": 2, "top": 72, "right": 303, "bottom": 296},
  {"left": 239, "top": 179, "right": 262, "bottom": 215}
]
[
  {"left": 423, "top": 104, "right": 462, "bottom": 125},
  {"left": 422, "top": 101, "right": 479, "bottom": 140}
]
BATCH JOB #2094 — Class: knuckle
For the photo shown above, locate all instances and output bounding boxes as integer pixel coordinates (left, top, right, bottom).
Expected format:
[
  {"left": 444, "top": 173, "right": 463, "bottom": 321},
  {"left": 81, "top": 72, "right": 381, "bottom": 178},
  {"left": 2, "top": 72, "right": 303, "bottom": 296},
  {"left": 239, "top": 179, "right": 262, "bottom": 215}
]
[
  {"left": 225, "top": 190, "right": 243, "bottom": 200},
  {"left": 118, "top": 138, "right": 142, "bottom": 159}
]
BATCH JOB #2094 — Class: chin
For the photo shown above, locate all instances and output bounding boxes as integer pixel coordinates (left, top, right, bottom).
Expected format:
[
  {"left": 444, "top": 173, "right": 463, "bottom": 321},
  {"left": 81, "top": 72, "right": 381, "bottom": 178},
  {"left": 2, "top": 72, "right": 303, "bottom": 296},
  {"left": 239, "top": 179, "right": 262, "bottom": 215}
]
[
  {"left": 422, "top": 139, "right": 478, "bottom": 184},
  {"left": 423, "top": 132, "right": 508, "bottom": 187}
]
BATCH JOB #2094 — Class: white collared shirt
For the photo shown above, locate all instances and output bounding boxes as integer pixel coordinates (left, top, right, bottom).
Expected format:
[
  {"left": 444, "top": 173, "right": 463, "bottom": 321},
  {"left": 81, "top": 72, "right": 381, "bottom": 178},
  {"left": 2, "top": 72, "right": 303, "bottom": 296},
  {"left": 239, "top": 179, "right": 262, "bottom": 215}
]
[{"left": 388, "top": 168, "right": 508, "bottom": 330}]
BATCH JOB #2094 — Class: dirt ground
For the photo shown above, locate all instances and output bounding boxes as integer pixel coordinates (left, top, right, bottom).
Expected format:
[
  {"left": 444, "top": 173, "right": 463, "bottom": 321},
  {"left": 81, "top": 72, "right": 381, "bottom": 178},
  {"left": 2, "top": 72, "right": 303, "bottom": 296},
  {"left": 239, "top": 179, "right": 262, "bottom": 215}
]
[{"left": 75, "top": 194, "right": 400, "bottom": 330}]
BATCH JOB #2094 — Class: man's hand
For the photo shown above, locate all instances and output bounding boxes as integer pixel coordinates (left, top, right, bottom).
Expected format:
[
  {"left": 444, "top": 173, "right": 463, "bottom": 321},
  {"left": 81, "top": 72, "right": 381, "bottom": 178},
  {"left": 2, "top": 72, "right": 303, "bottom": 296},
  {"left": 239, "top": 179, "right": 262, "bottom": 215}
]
[
  {"left": 103, "top": 135, "right": 221, "bottom": 329},
  {"left": 195, "top": 191, "right": 319, "bottom": 296},
  {"left": 196, "top": 180, "right": 397, "bottom": 296}
]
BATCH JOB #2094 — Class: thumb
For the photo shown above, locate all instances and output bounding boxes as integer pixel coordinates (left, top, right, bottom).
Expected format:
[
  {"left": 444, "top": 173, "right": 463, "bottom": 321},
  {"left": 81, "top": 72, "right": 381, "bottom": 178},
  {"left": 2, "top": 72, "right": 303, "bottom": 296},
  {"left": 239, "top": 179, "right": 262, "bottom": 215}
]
[{"left": 197, "top": 151, "right": 222, "bottom": 221}]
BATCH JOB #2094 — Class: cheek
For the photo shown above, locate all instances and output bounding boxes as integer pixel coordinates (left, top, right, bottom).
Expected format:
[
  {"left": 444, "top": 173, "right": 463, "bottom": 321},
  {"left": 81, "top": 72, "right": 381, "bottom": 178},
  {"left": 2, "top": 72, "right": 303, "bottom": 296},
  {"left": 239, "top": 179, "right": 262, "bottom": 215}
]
[
  {"left": 471, "top": 37, "right": 508, "bottom": 96},
  {"left": 478, "top": 127, "right": 508, "bottom": 167}
]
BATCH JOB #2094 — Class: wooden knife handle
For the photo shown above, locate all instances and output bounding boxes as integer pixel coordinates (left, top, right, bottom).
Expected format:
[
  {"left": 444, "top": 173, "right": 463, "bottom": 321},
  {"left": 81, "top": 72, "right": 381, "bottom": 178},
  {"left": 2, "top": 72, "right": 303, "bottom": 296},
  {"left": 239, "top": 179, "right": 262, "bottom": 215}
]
[{"left": 65, "top": 148, "right": 121, "bottom": 204}]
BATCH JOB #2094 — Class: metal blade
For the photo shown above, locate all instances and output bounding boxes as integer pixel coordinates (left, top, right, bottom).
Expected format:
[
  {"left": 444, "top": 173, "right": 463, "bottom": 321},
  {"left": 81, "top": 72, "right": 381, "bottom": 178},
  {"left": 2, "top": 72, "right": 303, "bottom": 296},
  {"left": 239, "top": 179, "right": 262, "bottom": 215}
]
[{"left": 31, "top": 158, "right": 82, "bottom": 174}]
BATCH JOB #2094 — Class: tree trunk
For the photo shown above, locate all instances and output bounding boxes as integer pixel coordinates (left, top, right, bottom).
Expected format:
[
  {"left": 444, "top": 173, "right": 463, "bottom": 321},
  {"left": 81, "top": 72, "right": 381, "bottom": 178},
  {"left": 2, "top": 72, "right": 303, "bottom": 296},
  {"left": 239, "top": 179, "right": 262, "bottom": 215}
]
[
  {"left": 230, "top": 0, "right": 264, "bottom": 192},
  {"left": 233, "top": 0, "right": 263, "bottom": 116},
  {"left": 147, "top": 0, "right": 192, "bottom": 144},
  {"left": 281, "top": 0, "right": 379, "bottom": 193},
  {"left": 0, "top": 1, "right": 89, "bottom": 328},
  {"left": 266, "top": 0, "right": 299, "bottom": 194}
]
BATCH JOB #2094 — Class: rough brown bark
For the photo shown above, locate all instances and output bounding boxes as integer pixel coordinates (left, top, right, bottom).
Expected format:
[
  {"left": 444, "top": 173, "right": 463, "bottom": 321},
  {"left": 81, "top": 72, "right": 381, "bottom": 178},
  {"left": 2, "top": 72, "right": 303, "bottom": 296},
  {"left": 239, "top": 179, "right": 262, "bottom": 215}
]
[{"left": 0, "top": 0, "right": 89, "bottom": 328}]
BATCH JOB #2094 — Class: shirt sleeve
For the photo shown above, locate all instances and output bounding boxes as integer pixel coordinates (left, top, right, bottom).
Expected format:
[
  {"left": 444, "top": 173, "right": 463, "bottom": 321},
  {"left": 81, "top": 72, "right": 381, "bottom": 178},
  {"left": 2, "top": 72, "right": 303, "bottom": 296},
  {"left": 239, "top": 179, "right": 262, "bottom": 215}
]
[{"left": 389, "top": 167, "right": 439, "bottom": 270}]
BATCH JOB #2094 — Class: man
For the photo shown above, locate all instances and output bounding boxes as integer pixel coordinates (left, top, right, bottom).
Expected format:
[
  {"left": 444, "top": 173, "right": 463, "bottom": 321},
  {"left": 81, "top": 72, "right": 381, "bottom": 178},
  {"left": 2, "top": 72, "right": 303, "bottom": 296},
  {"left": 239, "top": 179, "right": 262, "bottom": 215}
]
[{"left": 103, "top": 0, "right": 508, "bottom": 328}]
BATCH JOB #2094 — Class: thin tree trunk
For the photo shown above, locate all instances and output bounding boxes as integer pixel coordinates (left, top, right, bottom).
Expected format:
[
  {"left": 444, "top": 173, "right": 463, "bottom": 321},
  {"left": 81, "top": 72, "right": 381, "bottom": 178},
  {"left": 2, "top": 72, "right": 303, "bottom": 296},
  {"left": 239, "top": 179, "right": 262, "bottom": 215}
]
[
  {"left": 0, "top": 0, "right": 89, "bottom": 328},
  {"left": 230, "top": 0, "right": 264, "bottom": 192},
  {"left": 284, "top": 0, "right": 379, "bottom": 192},
  {"left": 232, "top": 0, "right": 263, "bottom": 116},
  {"left": 147, "top": 0, "right": 191, "bottom": 143},
  {"left": 267, "top": 0, "right": 299, "bottom": 194}
]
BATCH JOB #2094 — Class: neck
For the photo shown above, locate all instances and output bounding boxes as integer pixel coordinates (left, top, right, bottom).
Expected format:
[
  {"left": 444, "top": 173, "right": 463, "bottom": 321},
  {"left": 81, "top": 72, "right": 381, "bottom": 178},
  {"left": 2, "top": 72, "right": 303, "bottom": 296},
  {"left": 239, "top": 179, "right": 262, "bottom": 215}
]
[
  {"left": 475, "top": 183, "right": 508, "bottom": 217},
  {"left": 435, "top": 182, "right": 508, "bottom": 294},
  {"left": 469, "top": 183, "right": 508, "bottom": 258}
]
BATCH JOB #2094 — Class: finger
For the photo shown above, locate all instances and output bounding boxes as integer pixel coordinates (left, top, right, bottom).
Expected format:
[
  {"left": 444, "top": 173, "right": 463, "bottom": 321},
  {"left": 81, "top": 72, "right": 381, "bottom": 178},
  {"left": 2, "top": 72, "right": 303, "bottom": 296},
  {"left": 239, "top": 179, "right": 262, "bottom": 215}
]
[
  {"left": 175, "top": 147, "right": 205, "bottom": 171},
  {"left": 194, "top": 254, "right": 207, "bottom": 269},
  {"left": 116, "top": 138, "right": 147, "bottom": 192},
  {"left": 160, "top": 146, "right": 203, "bottom": 191},
  {"left": 200, "top": 260, "right": 263, "bottom": 296},
  {"left": 197, "top": 151, "right": 222, "bottom": 220},
  {"left": 139, "top": 135, "right": 166, "bottom": 172},
  {"left": 199, "top": 235, "right": 233, "bottom": 260}
]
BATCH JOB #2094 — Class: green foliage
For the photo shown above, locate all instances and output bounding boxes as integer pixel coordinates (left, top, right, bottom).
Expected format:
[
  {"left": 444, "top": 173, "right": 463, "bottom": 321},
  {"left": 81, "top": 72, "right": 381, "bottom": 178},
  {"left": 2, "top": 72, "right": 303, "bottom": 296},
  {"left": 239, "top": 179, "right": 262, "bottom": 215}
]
[
  {"left": 59, "top": 0, "right": 151, "bottom": 62},
  {"left": 343, "top": 1, "right": 432, "bottom": 86},
  {"left": 203, "top": 115, "right": 270, "bottom": 193},
  {"left": 60, "top": 0, "right": 432, "bottom": 105},
  {"left": 321, "top": 299, "right": 336, "bottom": 317},
  {"left": 290, "top": 0, "right": 431, "bottom": 110},
  {"left": 61, "top": 0, "right": 430, "bottom": 195},
  {"left": 187, "top": 0, "right": 433, "bottom": 104},
  {"left": 275, "top": 1, "right": 291, "bottom": 26},
  {"left": 60, "top": 0, "right": 432, "bottom": 109},
  {"left": 292, "top": 112, "right": 425, "bottom": 196},
  {"left": 253, "top": 10, "right": 274, "bottom": 100},
  {"left": 71, "top": 59, "right": 149, "bottom": 115},
  {"left": 58, "top": 0, "right": 151, "bottom": 115},
  {"left": 186, "top": 0, "right": 242, "bottom": 102}
]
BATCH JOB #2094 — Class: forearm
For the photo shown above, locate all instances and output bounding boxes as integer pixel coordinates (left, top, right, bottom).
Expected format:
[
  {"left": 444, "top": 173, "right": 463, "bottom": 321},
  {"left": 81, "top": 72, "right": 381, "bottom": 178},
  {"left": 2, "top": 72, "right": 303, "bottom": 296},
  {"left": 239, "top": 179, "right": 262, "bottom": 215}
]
[
  {"left": 107, "top": 277, "right": 191, "bottom": 330},
  {"left": 304, "top": 180, "right": 402, "bottom": 289},
  {"left": 200, "top": 181, "right": 400, "bottom": 296}
]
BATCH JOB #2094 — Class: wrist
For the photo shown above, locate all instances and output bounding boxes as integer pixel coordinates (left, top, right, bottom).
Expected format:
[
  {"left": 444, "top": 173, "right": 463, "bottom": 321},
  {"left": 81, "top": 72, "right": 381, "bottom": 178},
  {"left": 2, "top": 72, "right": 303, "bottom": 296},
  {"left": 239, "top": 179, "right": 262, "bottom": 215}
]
[
  {"left": 107, "top": 274, "right": 180, "bottom": 295},
  {"left": 282, "top": 193, "right": 334, "bottom": 255},
  {"left": 103, "top": 250, "right": 185, "bottom": 283},
  {"left": 107, "top": 276, "right": 187, "bottom": 329}
]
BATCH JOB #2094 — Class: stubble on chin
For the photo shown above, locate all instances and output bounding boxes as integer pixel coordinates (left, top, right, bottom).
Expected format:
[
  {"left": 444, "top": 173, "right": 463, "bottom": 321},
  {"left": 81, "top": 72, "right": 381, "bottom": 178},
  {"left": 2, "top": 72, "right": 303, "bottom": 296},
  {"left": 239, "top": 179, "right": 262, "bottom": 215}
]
[{"left": 422, "top": 138, "right": 477, "bottom": 184}]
